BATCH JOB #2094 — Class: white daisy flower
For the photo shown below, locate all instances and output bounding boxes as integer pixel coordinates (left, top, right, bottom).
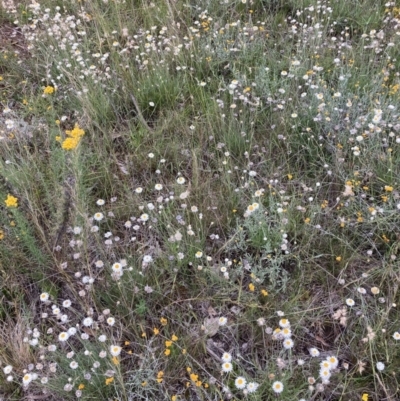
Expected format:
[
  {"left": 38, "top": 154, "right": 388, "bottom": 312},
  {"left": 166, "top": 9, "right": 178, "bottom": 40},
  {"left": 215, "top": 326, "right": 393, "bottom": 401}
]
[
  {"left": 40, "top": 292, "right": 49, "bottom": 302},
  {"left": 62, "top": 300, "right": 72, "bottom": 308},
  {"left": 246, "top": 382, "right": 259, "bottom": 393},
  {"left": 327, "top": 356, "right": 339, "bottom": 369},
  {"left": 112, "top": 263, "right": 123, "bottom": 273},
  {"left": 67, "top": 327, "right": 77, "bottom": 336},
  {"left": 110, "top": 345, "right": 122, "bottom": 356},
  {"left": 309, "top": 347, "right": 320, "bottom": 357},
  {"left": 94, "top": 212, "right": 104, "bottom": 221},
  {"left": 221, "top": 362, "right": 233, "bottom": 372},
  {"left": 320, "top": 360, "right": 331, "bottom": 370},
  {"left": 283, "top": 338, "right": 294, "bottom": 349},
  {"left": 3, "top": 365, "right": 13, "bottom": 374},
  {"left": 221, "top": 352, "right": 232, "bottom": 362},
  {"left": 82, "top": 317, "right": 93, "bottom": 327},
  {"left": 319, "top": 368, "right": 331, "bottom": 380},
  {"left": 272, "top": 381, "right": 284, "bottom": 393},
  {"left": 58, "top": 332, "right": 69, "bottom": 342},
  {"left": 143, "top": 255, "right": 153, "bottom": 263},
  {"left": 140, "top": 213, "right": 149, "bottom": 222},
  {"left": 234, "top": 376, "right": 247, "bottom": 389},
  {"left": 22, "top": 373, "right": 33, "bottom": 386}
]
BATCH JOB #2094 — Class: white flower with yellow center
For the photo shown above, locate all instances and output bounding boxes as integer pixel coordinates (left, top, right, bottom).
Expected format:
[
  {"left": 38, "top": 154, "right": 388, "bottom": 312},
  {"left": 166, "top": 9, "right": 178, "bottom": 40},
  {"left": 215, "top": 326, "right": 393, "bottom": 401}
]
[
  {"left": 94, "top": 212, "right": 104, "bottom": 221},
  {"left": 234, "top": 376, "right": 246, "bottom": 389},
  {"left": 22, "top": 373, "right": 33, "bottom": 386},
  {"left": 59, "top": 332, "right": 69, "bottom": 342},
  {"left": 110, "top": 345, "right": 122, "bottom": 356},
  {"left": 272, "top": 381, "right": 284, "bottom": 393},
  {"left": 221, "top": 362, "right": 233, "bottom": 373},
  {"left": 40, "top": 292, "right": 49, "bottom": 302}
]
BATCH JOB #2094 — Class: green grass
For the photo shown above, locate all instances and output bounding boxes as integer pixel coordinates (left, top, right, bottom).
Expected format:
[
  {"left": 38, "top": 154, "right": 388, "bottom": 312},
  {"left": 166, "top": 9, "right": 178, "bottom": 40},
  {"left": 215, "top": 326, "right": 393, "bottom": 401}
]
[{"left": 1, "top": 0, "right": 400, "bottom": 400}]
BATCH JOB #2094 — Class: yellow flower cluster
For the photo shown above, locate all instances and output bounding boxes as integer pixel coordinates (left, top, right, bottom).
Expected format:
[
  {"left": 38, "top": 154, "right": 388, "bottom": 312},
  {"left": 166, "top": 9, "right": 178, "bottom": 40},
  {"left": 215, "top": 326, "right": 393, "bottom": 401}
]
[
  {"left": 157, "top": 371, "right": 164, "bottom": 383},
  {"left": 62, "top": 124, "right": 85, "bottom": 150},
  {"left": 43, "top": 86, "right": 55, "bottom": 94},
  {"left": 164, "top": 334, "right": 178, "bottom": 356},
  {"left": 188, "top": 370, "right": 203, "bottom": 387},
  {"left": 5, "top": 194, "right": 18, "bottom": 208}
]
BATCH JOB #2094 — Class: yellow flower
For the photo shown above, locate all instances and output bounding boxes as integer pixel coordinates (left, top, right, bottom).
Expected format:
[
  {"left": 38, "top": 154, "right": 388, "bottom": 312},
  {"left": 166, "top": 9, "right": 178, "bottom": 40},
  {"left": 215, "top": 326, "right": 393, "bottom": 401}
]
[
  {"left": 362, "top": 394, "right": 368, "bottom": 401},
  {"left": 190, "top": 373, "right": 198, "bottom": 382},
  {"left": 384, "top": 185, "right": 393, "bottom": 192},
  {"left": 105, "top": 377, "right": 114, "bottom": 385},
  {"left": 62, "top": 124, "right": 85, "bottom": 150},
  {"left": 261, "top": 289, "right": 268, "bottom": 296},
  {"left": 249, "top": 283, "right": 255, "bottom": 292},
  {"left": 62, "top": 137, "right": 80, "bottom": 150},
  {"left": 171, "top": 334, "right": 178, "bottom": 341},
  {"left": 160, "top": 317, "right": 168, "bottom": 326},
  {"left": 165, "top": 340, "right": 172, "bottom": 347},
  {"left": 112, "top": 356, "right": 119, "bottom": 365},
  {"left": 43, "top": 86, "right": 55, "bottom": 95},
  {"left": 171, "top": 396, "right": 177, "bottom": 401},
  {"left": 66, "top": 124, "right": 85, "bottom": 138},
  {"left": 78, "top": 383, "right": 85, "bottom": 390},
  {"left": 164, "top": 348, "right": 171, "bottom": 356},
  {"left": 287, "top": 173, "right": 293, "bottom": 180},
  {"left": 336, "top": 256, "right": 342, "bottom": 262},
  {"left": 0, "top": 230, "right": 4, "bottom": 240},
  {"left": 141, "top": 381, "right": 147, "bottom": 386},
  {"left": 153, "top": 328, "right": 159, "bottom": 335},
  {"left": 5, "top": 194, "right": 18, "bottom": 208}
]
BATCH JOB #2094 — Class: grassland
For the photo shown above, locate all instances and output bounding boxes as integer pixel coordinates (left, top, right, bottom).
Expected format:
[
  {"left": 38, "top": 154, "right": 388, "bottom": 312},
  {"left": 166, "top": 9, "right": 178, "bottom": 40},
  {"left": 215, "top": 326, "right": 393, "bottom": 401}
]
[{"left": 1, "top": 0, "right": 400, "bottom": 400}]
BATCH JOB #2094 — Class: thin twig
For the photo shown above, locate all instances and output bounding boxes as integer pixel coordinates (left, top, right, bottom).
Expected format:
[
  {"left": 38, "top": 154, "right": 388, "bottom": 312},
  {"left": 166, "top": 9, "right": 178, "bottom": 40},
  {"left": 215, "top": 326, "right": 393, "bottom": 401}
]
[
  {"left": 130, "top": 94, "right": 154, "bottom": 133},
  {"left": 375, "top": 372, "right": 395, "bottom": 401}
]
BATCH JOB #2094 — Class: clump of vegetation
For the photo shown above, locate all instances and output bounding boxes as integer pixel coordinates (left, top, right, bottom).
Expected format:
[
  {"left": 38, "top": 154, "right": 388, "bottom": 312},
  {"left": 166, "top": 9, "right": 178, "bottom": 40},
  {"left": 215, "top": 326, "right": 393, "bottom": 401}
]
[{"left": 1, "top": 0, "right": 400, "bottom": 399}]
